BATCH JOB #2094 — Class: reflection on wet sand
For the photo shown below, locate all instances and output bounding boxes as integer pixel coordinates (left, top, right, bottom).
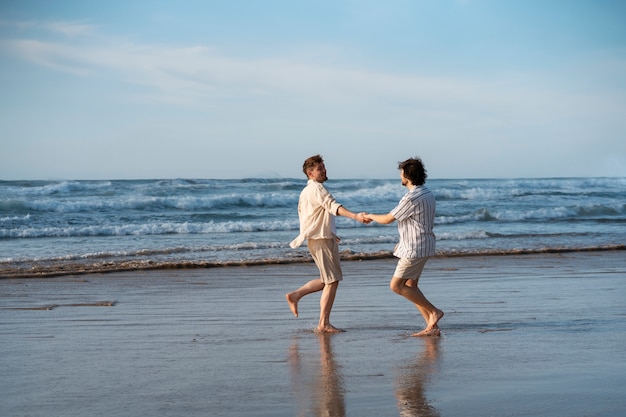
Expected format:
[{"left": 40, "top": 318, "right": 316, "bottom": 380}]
[
  {"left": 395, "top": 337, "right": 441, "bottom": 417},
  {"left": 288, "top": 333, "right": 345, "bottom": 417}
]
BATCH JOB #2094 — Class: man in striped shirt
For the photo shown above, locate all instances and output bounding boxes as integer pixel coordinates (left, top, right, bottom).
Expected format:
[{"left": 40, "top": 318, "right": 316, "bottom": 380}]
[{"left": 365, "top": 157, "right": 444, "bottom": 336}]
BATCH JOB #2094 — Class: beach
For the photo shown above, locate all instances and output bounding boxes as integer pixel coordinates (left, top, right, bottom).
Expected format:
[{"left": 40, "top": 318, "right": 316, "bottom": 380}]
[{"left": 1, "top": 251, "right": 625, "bottom": 417}]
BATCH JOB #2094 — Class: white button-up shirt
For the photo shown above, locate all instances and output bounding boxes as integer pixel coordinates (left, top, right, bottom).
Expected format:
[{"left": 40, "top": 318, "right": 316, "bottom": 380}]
[{"left": 290, "top": 180, "right": 342, "bottom": 248}]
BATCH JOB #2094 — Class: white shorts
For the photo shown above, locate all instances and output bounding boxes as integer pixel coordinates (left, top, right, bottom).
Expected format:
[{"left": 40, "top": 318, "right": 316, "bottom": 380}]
[
  {"left": 393, "top": 257, "right": 429, "bottom": 280},
  {"left": 307, "top": 238, "right": 343, "bottom": 284}
]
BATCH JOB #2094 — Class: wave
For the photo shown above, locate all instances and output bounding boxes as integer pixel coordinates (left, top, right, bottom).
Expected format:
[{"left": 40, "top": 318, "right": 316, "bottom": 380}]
[
  {"left": 3, "top": 193, "right": 301, "bottom": 213},
  {"left": 3, "top": 177, "right": 624, "bottom": 215},
  {"left": 3, "top": 245, "right": 624, "bottom": 279},
  {"left": 436, "top": 203, "right": 626, "bottom": 225},
  {"left": 3, "top": 201, "right": 625, "bottom": 238},
  {"left": 432, "top": 177, "right": 626, "bottom": 201},
  {"left": 0, "top": 214, "right": 30, "bottom": 222},
  {"left": 0, "top": 180, "right": 114, "bottom": 197},
  {"left": 0, "top": 240, "right": 292, "bottom": 264},
  {"left": 0, "top": 219, "right": 301, "bottom": 239},
  {"left": 435, "top": 230, "right": 600, "bottom": 241},
  {"left": 0, "top": 226, "right": 604, "bottom": 263}
]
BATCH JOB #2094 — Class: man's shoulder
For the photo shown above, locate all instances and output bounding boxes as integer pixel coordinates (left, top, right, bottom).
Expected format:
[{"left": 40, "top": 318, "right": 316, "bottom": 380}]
[
  {"left": 305, "top": 180, "right": 327, "bottom": 190},
  {"left": 301, "top": 180, "right": 328, "bottom": 197},
  {"left": 411, "top": 185, "right": 432, "bottom": 196},
  {"left": 404, "top": 186, "right": 433, "bottom": 203}
]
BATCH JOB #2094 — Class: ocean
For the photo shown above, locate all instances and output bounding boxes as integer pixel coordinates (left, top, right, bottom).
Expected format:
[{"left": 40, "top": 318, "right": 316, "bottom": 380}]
[{"left": 1, "top": 177, "right": 625, "bottom": 277}]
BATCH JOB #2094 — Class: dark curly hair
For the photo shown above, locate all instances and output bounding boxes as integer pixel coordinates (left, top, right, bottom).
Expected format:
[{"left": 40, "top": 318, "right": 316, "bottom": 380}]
[{"left": 398, "top": 157, "right": 427, "bottom": 186}]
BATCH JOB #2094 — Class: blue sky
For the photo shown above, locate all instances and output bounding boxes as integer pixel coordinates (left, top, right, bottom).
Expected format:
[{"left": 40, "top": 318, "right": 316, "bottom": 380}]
[{"left": 1, "top": 0, "right": 625, "bottom": 179}]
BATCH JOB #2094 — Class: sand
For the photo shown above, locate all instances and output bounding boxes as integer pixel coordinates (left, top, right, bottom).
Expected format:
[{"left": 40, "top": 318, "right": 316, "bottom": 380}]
[{"left": 1, "top": 251, "right": 625, "bottom": 417}]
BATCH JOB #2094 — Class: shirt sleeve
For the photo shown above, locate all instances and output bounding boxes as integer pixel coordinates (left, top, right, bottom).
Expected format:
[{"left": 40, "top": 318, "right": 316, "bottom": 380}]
[
  {"left": 390, "top": 195, "right": 412, "bottom": 221},
  {"left": 315, "top": 183, "right": 342, "bottom": 215}
]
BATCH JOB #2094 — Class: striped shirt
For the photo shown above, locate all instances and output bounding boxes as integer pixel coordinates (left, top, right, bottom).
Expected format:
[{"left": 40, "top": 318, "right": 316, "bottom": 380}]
[{"left": 390, "top": 185, "right": 436, "bottom": 259}]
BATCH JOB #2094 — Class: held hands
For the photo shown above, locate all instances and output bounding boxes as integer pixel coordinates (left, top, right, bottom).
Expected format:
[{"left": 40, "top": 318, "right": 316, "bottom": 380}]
[{"left": 355, "top": 212, "right": 373, "bottom": 224}]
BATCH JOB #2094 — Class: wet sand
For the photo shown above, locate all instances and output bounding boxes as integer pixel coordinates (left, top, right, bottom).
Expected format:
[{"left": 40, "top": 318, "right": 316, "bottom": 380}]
[{"left": 1, "top": 251, "right": 625, "bottom": 417}]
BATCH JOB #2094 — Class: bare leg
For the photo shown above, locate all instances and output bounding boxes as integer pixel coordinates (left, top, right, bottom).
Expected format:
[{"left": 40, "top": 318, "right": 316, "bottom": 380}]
[
  {"left": 390, "top": 277, "right": 443, "bottom": 336},
  {"left": 286, "top": 278, "right": 325, "bottom": 318},
  {"left": 317, "top": 281, "right": 344, "bottom": 333},
  {"left": 412, "top": 286, "right": 444, "bottom": 333},
  {"left": 405, "top": 279, "right": 417, "bottom": 288}
]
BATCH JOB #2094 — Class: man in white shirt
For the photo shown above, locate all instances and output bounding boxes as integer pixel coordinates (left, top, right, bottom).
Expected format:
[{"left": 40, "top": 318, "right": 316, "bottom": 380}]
[
  {"left": 365, "top": 157, "right": 444, "bottom": 336},
  {"left": 286, "top": 154, "right": 369, "bottom": 333}
]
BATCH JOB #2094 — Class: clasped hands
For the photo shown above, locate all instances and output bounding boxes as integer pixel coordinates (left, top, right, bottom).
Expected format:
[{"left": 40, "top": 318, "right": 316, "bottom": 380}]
[{"left": 355, "top": 212, "right": 373, "bottom": 224}]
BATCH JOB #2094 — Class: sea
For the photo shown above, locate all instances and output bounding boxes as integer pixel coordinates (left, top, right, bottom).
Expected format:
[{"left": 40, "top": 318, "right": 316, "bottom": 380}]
[{"left": 1, "top": 177, "right": 625, "bottom": 277}]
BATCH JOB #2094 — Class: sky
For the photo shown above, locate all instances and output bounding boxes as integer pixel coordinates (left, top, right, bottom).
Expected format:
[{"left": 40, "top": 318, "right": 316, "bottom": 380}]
[{"left": 1, "top": 0, "right": 625, "bottom": 180}]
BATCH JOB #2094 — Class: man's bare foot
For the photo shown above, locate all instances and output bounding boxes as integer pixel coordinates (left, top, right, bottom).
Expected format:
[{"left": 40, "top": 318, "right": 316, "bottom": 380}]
[
  {"left": 413, "top": 310, "right": 444, "bottom": 337},
  {"left": 316, "top": 324, "right": 345, "bottom": 334},
  {"left": 428, "top": 309, "right": 444, "bottom": 329},
  {"left": 412, "top": 326, "right": 441, "bottom": 337},
  {"left": 285, "top": 293, "right": 298, "bottom": 317}
]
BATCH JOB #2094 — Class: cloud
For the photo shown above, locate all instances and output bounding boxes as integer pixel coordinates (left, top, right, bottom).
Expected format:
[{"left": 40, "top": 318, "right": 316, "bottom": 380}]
[
  {"left": 1, "top": 19, "right": 625, "bottom": 179},
  {"left": 1, "top": 32, "right": 511, "bottom": 110},
  {"left": 1, "top": 39, "right": 91, "bottom": 76},
  {"left": 5, "top": 18, "right": 621, "bottom": 121},
  {"left": 0, "top": 19, "right": 97, "bottom": 36},
  {"left": 3, "top": 25, "right": 623, "bottom": 143},
  {"left": 42, "top": 21, "right": 97, "bottom": 36}
]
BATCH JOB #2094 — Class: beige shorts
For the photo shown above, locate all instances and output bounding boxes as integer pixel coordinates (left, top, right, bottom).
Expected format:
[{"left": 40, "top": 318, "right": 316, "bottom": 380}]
[
  {"left": 307, "top": 238, "right": 343, "bottom": 284},
  {"left": 393, "top": 257, "right": 429, "bottom": 280}
]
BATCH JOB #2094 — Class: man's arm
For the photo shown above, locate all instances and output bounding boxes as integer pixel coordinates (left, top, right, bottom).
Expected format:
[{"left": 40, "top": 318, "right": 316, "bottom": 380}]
[
  {"left": 366, "top": 212, "right": 396, "bottom": 224},
  {"left": 337, "top": 206, "right": 370, "bottom": 223}
]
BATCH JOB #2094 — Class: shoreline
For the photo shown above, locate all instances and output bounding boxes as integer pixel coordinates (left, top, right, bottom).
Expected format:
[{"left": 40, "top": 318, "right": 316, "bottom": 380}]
[
  {"left": 2, "top": 248, "right": 624, "bottom": 416},
  {"left": 2, "top": 244, "right": 624, "bottom": 279}
]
